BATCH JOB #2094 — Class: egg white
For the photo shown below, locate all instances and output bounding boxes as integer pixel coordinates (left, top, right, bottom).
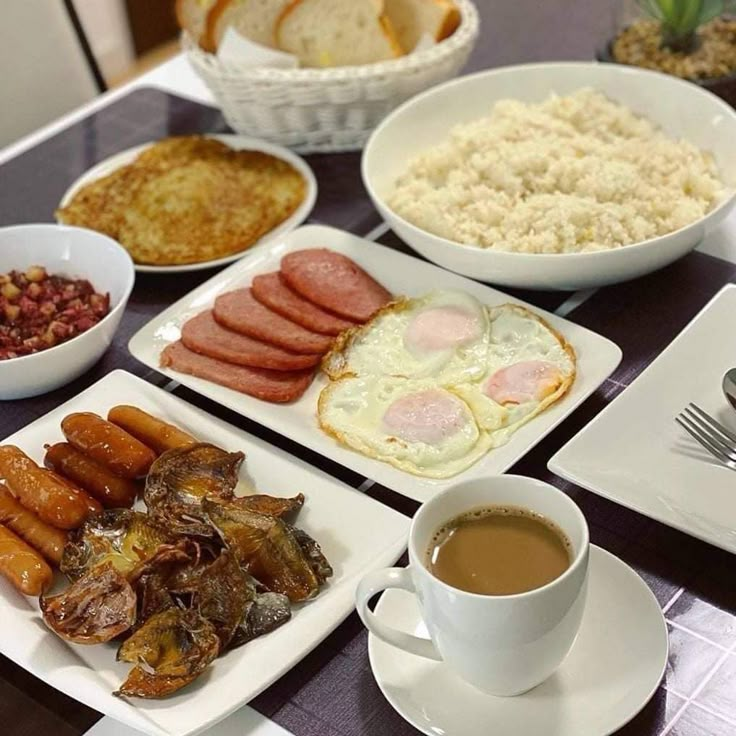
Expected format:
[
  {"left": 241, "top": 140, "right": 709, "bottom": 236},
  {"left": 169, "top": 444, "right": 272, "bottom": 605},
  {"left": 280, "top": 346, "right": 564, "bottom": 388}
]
[
  {"left": 453, "top": 305, "right": 576, "bottom": 446},
  {"left": 322, "top": 290, "right": 490, "bottom": 385},
  {"left": 318, "top": 375, "right": 493, "bottom": 479}
]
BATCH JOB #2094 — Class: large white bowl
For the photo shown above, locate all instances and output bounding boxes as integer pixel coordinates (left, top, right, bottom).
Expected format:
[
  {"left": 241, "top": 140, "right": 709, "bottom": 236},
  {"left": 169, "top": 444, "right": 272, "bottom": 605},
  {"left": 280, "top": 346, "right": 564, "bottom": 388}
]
[
  {"left": 0, "top": 225, "right": 135, "bottom": 400},
  {"left": 363, "top": 62, "right": 736, "bottom": 291}
]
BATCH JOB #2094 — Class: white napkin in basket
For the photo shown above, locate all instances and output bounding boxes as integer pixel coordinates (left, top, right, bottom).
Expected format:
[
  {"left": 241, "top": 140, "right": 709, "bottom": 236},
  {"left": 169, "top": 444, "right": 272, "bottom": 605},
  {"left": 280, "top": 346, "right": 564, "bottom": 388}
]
[
  {"left": 217, "top": 26, "right": 437, "bottom": 70},
  {"left": 217, "top": 27, "right": 299, "bottom": 69}
]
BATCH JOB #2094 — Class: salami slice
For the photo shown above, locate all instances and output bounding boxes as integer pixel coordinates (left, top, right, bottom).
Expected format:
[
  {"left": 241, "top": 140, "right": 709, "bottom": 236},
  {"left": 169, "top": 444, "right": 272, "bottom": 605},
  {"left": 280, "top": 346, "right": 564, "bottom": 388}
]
[
  {"left": 213, "top": 288, "right": 332, "bottom": 355},
  {"left": 181, "top": 311, "right": 321, "bottom": 370},
  {"left": 280, "top": 249, "right": 392, "bottom": 322},
  {"left": 161, "top": 341, "right": 315, "bottom": 403},
  {"left": 251, "top": 272, "right": 356, "bottom": 336}
]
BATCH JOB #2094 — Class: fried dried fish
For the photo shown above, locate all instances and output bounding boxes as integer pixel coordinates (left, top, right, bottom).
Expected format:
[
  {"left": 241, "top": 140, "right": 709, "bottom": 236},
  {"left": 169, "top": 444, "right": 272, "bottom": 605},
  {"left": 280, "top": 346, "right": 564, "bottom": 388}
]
[
  {"left": 61, "top": 509, "right": 173, "bottom": 581},
  {"left": 135, "top": 571, "right": 176, "bottom": 624},
  {"left": 144, "top": 443, "right": 244, "bottom": 537},
  {"left": 116, "top": 608, "right": 220, "bottom": 699},
  {"left": 40, "top": 562, "right": 136, "bottom": 644},
  {"left": 131, "top": 540, "right": 202, "bottom": 625},
  {"left": 194, "top": 551, "right": 251, "bottom": 649},
  {"left": 233, "top": 590, "right": 291, "bottom": 648},
  {"left": 204, "top": 499, "right": 320, "bottom": 602},
  {"left": 230, "top": 493, "right": 305, "bottom": 518},
  {"left": 289, "top": 526, "right": 333, "bottom": 584}
]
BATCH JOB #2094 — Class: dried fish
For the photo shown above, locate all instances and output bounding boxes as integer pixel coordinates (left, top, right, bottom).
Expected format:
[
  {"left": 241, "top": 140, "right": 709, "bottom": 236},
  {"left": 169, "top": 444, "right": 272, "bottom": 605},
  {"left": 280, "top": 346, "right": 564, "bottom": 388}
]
[
  {"left": 61, "top": 509, "right": 173, "bottom": 581},
  {"left": 135, "top": 572, "right": 176, "bottom": 624},
  {"left": 144, "top": 443, "right": 244, "bottom": 537},
  {"left": 194, "top": 551, "right": 251, "bottom": 649},
  {"left": 116, "top": 608, "right": 220, "bottom": 699},
  {"left": 204, "top": 499, "right": 320, "bottom": 602},
  {"left": 289, "top": 525, "right": 333, "bottom": 584},
  {"left": 233, "top": 590, "right": 291, "bottom": 648},
  {"left": 230, "top": 493, "right": 305, "bottom": 518},
  {"left": 40, "top": 562, "right": 136, "bottom": 644}
]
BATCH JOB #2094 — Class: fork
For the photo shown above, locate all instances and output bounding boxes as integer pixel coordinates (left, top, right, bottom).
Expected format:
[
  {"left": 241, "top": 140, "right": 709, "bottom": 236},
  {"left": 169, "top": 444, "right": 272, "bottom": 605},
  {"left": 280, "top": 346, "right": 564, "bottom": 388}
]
[{"left": 676, "top": 403, "right": 736, "bottom": 471}]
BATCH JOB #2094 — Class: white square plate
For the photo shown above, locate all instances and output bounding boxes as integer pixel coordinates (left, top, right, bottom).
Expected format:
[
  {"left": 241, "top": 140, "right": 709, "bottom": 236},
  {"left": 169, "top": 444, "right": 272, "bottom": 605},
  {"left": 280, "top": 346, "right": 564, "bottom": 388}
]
[
  {"left": 0, "top": 370, "right": 409, "bottom": 736},
  {"left": 549, "top": 285, "right": 736, "bottom": 554},
  {"left": 129, "top": 225, "right": 622, "bottom": 503}
]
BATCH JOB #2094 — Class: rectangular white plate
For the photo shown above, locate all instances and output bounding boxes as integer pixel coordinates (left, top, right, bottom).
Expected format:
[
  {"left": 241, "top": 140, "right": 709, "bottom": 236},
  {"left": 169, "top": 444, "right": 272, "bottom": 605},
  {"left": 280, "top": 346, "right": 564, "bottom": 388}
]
[
  {"left": 0, "top": 370, "right": 409, "bottom": 736},
  {"left": 549, "top": 284, "right": 736, "bottom": 554},
  {"left": 129, "top": 224, "right": 622, "bottom": 503}
]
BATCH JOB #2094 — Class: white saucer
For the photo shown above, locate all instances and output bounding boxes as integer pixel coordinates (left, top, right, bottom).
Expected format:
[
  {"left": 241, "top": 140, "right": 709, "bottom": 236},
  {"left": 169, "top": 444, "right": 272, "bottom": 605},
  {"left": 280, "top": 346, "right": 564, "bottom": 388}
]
[{"left": 368, "top": 545, "right": 668, "bottom": 736}]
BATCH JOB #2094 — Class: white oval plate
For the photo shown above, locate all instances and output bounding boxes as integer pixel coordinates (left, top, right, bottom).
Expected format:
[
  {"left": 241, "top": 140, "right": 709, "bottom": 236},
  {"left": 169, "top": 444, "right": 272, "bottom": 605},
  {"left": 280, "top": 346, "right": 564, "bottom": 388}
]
[{"left": 58, "top": 134, "right": 318, "bottom": 274}]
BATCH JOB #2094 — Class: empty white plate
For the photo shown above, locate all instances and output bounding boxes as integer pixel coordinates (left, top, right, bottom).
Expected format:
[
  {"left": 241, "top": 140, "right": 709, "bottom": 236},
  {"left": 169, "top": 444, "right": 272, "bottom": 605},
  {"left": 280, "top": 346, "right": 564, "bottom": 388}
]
[
  {"left": 368, "top": 546, "right": 667, "bottom": 736},
  {"left": 549, "top": 284, "right": 736, "bottom": 554}
]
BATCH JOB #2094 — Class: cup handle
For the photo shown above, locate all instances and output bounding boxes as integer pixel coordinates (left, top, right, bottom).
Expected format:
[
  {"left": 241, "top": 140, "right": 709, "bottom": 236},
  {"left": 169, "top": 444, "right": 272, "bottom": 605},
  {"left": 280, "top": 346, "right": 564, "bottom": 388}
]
[{"left": 356, "top": 567, "right": 442, "bottom": 661}]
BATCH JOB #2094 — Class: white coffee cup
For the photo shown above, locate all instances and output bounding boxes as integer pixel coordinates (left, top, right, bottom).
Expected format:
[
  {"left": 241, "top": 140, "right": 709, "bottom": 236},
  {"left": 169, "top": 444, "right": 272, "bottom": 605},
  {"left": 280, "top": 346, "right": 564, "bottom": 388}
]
[{"left": 356, "top": 475, "right": 590, "bottom": 696}]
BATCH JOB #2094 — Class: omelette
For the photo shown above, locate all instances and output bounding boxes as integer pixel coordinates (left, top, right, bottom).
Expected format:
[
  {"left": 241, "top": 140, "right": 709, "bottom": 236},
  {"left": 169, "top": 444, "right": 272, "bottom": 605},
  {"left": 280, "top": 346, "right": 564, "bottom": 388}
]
[
  {"left": 318, "top": 291, "right": 576, "bottom": 478},
  {"left": 56, "top": 136, "right": 306, "bottom": 267}
]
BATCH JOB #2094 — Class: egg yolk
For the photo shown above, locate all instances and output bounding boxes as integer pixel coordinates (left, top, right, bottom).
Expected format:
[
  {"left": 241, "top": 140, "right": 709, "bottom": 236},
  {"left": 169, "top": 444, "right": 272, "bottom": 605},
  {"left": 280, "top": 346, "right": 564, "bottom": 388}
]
[
  {"left": 404, "top": 307, "right": 481, "bottom": 355},
  {"left": 382, "top": 389, "right": 468, "bottom": 444},
  {"left": 485, "top": 361, "right": 562, "bottom": 405}
]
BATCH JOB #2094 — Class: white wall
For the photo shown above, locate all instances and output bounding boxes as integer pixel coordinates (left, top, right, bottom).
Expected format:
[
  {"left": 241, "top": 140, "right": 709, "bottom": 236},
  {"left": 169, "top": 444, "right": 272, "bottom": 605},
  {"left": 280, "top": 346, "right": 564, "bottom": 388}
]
[
  {"left": 0, "top": 1, "right": 99, "bottom": 147},
  {"left": 74, "top": 0, "right": 135, "bottom": 82}
]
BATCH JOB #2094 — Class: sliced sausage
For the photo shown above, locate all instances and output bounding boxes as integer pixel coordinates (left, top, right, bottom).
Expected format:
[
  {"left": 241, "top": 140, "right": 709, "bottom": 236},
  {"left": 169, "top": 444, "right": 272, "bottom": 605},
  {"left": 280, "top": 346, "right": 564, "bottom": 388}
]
[
  {"left": 182, "top": 310, "right": 321, "bottom": 371},
  {"left": 107, "top": 406, "right": 197, "bottom": 455},
  {"left": 214, "top": 288, "right": 332, "bottom": 355},
  {"left": 0, "top": 445, "right": 96, "bottom": 530},
  {"left": 251, "top": 272, "right": 357, "bottom": 336},
  {"left": 161, "top": 341, "right": 315, "bottom": 403},
  {"left": 44, "top": 443, "right": 139, "bottom": 508},
  {"left": 0, "top": 524, "right": 53, "bottom": 596},
  {"left": 61, "top": 413, "right": 157, "bottom": 479},
  {"left": 280, "top": 249, "right": 392, "bottom": 322}
]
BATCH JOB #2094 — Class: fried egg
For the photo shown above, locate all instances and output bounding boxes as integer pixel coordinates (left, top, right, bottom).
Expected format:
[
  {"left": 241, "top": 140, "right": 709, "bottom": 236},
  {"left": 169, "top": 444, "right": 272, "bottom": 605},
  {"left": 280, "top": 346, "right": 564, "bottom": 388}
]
[
  {"left": 454, "top": 305, "right": 576, "bottom": 446},
  {"left": 318, "top": 295, "right": 576, "bottom": 478},
  {"left": 318, "top": 376, "right": 493, "bottom": 478},
  {"left": 322, "top": 290, "right": 489, "bottom": 385}
]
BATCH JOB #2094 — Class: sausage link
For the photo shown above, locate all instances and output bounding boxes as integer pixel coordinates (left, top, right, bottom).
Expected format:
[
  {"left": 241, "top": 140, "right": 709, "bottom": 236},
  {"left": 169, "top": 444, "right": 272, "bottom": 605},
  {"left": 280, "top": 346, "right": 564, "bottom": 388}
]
[
  {"left": 61, "top": 413, "right": 157, "bottom": 479},
  {"left": 108, "top": 405, "right": 197, "bottom": 455},
  {"left": 48, "top": 469, "right": 103, "bottom": 515},
  {"left": 0, "top": 488, "right": 67, "bottom": 565},
  {"left": 0, "top": 445, "right": 94, "bottom": 530},
  {"left": 44, "top": 443, "right": 138, "bottom": 509},
  {"left": 0, "top": 524, "right": 53, "bottom": 596}
]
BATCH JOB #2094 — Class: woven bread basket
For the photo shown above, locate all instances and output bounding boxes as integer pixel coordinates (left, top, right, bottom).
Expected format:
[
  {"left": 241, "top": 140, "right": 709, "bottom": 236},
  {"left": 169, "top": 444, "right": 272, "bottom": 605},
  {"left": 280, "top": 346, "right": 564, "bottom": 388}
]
[{"left": 184, "top": 0, "right": 480, "bottom": 153}]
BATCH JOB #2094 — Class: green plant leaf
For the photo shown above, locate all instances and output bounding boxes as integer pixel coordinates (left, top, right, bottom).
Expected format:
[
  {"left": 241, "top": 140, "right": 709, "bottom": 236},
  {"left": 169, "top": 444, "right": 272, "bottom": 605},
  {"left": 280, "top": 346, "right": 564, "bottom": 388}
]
[
  {"left": 699, "top": 0, "right": 726, "bottom": 23},
  {"left": 637, "top": 0, "right": 727, "bottom": 39}
]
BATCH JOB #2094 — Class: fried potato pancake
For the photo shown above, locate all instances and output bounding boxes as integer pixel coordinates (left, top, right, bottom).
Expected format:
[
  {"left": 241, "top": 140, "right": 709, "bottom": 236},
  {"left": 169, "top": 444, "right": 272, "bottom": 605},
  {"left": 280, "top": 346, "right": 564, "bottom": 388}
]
[{"left": 57, "top": 136, "right": 307, "bottom": 266}]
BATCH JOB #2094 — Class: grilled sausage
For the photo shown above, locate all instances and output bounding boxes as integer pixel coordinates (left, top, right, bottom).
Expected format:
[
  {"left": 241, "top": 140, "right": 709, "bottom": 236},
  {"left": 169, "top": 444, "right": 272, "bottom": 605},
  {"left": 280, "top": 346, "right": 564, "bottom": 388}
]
[
  {"left": 0, "top": 488, "right": 67, "bottom": 565},
  {"left": 0, "top": 445, "right": 96, "bottom": 530},
  {"left": 61, "top": 413, "right": 157, "bottom": 479},
  {"left": 0, "top": 524, "right": 53, "bottom": 595},
  {"left": 107, "top": 405, "right": 197, "bottom": 455},
  {"left": 44, "top": 443, "right": 138, "bottom": 508}
]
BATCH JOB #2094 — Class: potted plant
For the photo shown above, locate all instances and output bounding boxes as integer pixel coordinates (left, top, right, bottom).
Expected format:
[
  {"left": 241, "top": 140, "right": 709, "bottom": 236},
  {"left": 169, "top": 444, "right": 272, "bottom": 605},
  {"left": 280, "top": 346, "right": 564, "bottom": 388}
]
[{"left": 599, "top": 0, "right": 736, "bottom": 106}]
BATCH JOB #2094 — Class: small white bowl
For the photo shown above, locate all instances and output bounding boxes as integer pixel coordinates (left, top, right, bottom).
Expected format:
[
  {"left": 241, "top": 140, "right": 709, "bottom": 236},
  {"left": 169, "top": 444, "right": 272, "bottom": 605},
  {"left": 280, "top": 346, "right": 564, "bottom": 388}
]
[
  {"left": 0, "top": 224, "right": 135, "bottom": 400},
  {"left": 363, "top": 62, "right": 736, "bottom": 291}
]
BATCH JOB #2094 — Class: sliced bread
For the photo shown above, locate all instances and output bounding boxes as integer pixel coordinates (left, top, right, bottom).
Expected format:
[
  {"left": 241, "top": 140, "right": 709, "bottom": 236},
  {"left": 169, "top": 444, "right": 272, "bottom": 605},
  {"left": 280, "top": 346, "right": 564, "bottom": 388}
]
[
  {"left": 385, "top": 0, "right": 460, "bottom": 52},
  {"left": 204, "top": 0, "right": 291, "bottom": 51},
  {"left": 276, "top": 0, "right": 404, "bottom": 67},
  {"left": 175, "top": 0, "right": 218, "bottom": 48}
]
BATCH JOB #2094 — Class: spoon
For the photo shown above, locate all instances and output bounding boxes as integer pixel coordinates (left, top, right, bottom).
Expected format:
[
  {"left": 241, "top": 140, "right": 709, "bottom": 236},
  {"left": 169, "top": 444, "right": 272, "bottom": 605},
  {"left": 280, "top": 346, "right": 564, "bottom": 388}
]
[{"left": 722, "top": 368, "right": 736, "bottom": 410}]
